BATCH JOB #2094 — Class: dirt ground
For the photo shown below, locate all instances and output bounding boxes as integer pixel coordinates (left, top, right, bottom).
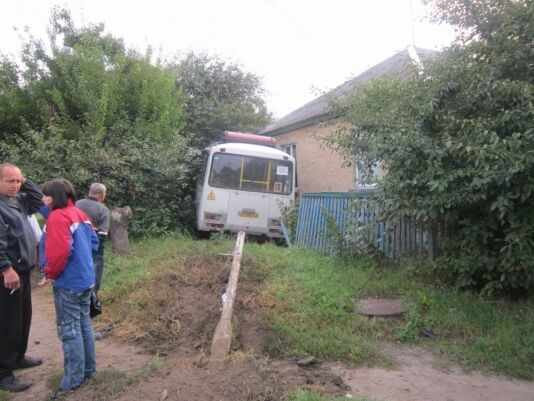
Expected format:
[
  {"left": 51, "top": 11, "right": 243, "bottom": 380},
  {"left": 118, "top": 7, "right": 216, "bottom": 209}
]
[{"left": 11, "top": 263, "right": 534, "bottom": 401}]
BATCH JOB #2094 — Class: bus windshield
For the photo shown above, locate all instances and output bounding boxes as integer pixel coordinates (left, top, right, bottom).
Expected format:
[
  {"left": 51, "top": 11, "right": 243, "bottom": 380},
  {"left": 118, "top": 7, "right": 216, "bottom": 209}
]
[{"left": 208, "top": 152, "right": 293, "bottom": 195}]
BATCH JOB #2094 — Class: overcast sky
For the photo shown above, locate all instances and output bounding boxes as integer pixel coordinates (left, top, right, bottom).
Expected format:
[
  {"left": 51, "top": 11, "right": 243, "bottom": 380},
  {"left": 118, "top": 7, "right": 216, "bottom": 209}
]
[{"left": 1, "top": 0, "right": 457, "bottom": 118}]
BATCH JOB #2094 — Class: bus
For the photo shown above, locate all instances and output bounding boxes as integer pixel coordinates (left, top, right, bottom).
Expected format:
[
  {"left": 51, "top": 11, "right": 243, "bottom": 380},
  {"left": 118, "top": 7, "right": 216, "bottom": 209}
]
[{"left": 196, "top": 131, "right": 295, "bottom": 239}]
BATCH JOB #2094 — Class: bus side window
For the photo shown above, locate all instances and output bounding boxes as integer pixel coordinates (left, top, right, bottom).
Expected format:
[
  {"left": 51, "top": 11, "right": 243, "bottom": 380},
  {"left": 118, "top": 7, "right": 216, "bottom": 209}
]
[
  {"left": 199, "top": 150, "right": 209, "bottom": 181},
  {"left": 197, "top": 149, "right": 210, "bottom": 199}
]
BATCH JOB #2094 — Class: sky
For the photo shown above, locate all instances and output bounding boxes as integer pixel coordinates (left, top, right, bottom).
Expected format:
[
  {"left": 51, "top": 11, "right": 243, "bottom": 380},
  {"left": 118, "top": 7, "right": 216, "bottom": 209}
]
[{"left": 1, "top": 0, "right": 457, "bottom": 118}]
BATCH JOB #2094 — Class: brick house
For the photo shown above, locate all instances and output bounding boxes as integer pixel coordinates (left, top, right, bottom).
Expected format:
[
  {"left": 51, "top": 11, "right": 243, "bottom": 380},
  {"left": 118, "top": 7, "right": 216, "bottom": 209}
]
[{"left": 259, "top": 46, "right": 437, "bottom": 194}]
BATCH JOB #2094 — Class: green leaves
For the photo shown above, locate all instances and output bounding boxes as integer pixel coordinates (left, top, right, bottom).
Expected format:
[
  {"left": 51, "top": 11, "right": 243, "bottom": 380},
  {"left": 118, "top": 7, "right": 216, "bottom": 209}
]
[
  {"left": 169, "top": 52, "right": 272, "bottom": 146},
  {"left": 0, "top": 7, "right": 196, "bottom": 236},
  {"left": 328, "top": 0, "right": 534, "bottom": 295}
]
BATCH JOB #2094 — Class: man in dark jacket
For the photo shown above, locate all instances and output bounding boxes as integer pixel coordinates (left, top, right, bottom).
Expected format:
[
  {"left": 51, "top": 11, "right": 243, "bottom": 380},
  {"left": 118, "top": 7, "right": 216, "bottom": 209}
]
[{"left": 0, "top": 163, "right": 44, "bottom": 392}]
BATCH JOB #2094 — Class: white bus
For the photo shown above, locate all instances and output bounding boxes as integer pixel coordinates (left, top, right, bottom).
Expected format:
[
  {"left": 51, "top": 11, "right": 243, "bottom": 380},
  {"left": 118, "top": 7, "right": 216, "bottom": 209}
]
[{"left": 196, "top": 131, "right": 295, "bottom": 239}]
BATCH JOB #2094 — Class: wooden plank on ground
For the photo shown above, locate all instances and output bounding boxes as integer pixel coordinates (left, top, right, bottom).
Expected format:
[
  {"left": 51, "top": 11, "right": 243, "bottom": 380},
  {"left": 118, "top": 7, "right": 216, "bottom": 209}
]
[{"left": 209, "top": 231, "right": 246, "bottom": 369}]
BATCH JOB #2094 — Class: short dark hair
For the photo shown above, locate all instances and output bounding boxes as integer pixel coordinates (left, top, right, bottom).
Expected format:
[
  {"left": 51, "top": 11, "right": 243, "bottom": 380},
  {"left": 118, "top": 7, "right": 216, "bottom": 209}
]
[{"left": 42, "top": 178, "right": 77, "bottom": 209}]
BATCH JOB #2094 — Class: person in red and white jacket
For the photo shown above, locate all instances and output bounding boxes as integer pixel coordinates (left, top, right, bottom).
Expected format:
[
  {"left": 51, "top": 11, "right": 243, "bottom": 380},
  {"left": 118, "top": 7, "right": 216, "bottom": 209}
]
[{"left": 38, "top": 179, "right": 98, "bottom": 399}]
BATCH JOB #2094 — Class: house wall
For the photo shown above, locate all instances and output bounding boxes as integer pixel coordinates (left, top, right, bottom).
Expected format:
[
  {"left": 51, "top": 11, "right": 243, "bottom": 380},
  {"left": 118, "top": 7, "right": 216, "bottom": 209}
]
[{"left": 275, "top": 119, "right": 355, "bottom": 193}]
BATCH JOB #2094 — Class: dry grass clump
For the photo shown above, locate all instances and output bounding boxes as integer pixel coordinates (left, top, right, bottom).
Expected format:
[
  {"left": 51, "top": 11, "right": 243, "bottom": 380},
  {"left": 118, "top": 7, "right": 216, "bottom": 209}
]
[
  {"left": 113, "top": 270, "right": 185, "bottom": 342},
  {"left": 106, "top": 255, "right": 230, "bottom": 352}
]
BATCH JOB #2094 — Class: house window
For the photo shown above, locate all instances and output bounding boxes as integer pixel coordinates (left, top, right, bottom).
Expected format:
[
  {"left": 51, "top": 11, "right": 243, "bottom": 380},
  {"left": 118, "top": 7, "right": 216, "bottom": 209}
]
[
  {"left": 356, "top": 159, "right": 381, "bottom": 188},
  {"left": 282, "top": 143, "right": 298, "bottom": 187},
  {"left": 282, "top": 143, "right": 296, "bottom": 158}
]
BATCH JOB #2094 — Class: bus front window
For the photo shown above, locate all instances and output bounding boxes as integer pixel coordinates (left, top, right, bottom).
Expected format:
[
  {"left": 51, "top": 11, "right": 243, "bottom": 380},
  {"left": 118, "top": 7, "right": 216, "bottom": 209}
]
[{"left": 209, "top": 153, "right": 293, "bottom": 195}]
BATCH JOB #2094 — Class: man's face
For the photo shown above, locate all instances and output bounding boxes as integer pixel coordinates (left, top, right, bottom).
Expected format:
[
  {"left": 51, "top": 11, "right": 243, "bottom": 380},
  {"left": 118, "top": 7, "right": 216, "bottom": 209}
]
[{"left": 0, "top": 166, "right": 23, "bottom": 199}]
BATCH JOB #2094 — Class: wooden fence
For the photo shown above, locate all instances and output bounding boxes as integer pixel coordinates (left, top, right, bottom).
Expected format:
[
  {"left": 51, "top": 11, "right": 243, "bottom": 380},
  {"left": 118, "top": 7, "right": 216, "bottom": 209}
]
[{"left": 295, "top": 192, "right": 437, "bottom": 261}]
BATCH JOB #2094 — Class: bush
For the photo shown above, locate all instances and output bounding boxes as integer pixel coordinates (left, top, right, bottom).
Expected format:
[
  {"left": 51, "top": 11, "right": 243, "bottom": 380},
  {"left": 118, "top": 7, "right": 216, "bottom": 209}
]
[
  {"left": 327, "top": 0, "right": 534, "bottom": 295},
  {"left": 1, "top": 127, "right": 199, "bottom": 236}
]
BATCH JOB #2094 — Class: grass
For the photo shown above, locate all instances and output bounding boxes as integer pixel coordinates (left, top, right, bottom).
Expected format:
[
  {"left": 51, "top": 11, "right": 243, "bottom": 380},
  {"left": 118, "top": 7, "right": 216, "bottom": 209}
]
[
  {"left": 102, "top": 234, "right": 534, "bottom": 380},
  {"left": 103, "top": 232, "right": 237, "bottom": 298},
  {"left": 47, "top": 370, "right": 63, "bottom": 389},
  {"left": 85, "top": 357, "right": 164, "bottom": 400},
  {"left": 286, "top": 388, "right": 379, "bottom": 401},
  {"left": 0, "top": 391, "right": 11, "bottom": 401},
  {"left": 258, "top": 245, "right": 533, "bottom": 379},
  {"left": 45, "top": 358, "right": 163, "bottom": 400}
]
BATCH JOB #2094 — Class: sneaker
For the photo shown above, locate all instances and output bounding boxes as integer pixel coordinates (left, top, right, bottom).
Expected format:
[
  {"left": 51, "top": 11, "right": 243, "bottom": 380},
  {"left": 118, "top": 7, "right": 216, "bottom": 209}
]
[
  {"left": 15, "top": 356, "right": 43, "bottom": 369},
  {"left": 0, "top": 375, "right": 32, "bottom": 392},
  {"left": 49, "top": 388, "right": 73, "bottom": 399}
]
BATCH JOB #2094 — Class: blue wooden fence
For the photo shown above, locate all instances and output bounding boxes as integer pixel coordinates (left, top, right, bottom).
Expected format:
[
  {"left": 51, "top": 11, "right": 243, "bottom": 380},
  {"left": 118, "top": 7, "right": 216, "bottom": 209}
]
[{"left": 295, "top": 192, "right": 436, "bottom": 261}]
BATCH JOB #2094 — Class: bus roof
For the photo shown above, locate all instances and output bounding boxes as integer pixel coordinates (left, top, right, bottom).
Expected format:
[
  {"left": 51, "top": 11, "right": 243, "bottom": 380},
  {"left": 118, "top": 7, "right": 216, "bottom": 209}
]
[{"left": 209, "top": 142, "right": 294, "bottom": 161}]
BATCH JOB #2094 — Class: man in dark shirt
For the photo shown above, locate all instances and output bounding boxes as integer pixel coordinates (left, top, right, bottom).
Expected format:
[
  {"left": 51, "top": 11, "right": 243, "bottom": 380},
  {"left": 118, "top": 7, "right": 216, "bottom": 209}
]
[
  {"left": 0, "top": 163, "right": 44, "bottom": 392},
  {"left": 76, "top": 183, "right": 110, "bottom": 295}
]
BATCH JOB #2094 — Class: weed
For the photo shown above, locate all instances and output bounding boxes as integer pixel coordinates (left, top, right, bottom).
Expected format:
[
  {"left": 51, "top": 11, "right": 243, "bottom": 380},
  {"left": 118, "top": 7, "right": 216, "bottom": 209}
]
[
  {"left": 286, "top": 388, "right": 378, "bottom": 401},
  {"left": 209, "top": 230, "right": 234, "bottom": 243},
  {"left": 47, "top": 370, "right": 63, "bottom": 389},
  {"left": 279, "top": 200, "right": 299, "bottom": 243},
  {"left": 89, "top": 357, "right": 164, "bottom": 400},
  {"left": 394, "top": 308, "right": 422, "bottom": 343},
  {"left": 0, "top": 390, "right": 11, "bottom": 401}
]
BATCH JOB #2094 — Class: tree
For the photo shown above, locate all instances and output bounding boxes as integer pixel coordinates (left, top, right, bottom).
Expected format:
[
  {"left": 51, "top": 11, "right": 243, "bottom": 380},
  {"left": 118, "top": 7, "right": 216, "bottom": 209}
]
[
  {"left": 0, "top": 7, "right": 196, "bottom": 236},
  {"left": 12, "top": 7, "right": 185, "bottom": 145},
  {"left": 169, "top": 52, "right": 272, "bottom": 145},
  {"left": 327, "top": 0, "right": 533, "bottom": 294},
  {"left": 0, "top": 57, "right": 32, "bottom": 140}
]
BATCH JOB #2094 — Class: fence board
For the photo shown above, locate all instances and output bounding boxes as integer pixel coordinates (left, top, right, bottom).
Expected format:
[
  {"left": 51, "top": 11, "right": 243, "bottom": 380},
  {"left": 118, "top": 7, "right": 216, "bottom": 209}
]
[{"left": 295, "top": 192, "right": 433, "bottom": 261}]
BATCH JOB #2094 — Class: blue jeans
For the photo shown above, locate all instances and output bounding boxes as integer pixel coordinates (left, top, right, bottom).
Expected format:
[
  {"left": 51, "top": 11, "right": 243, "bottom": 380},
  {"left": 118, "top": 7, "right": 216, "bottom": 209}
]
[{"left": 53, "top": 287, "right": 96, "bottom": 390}]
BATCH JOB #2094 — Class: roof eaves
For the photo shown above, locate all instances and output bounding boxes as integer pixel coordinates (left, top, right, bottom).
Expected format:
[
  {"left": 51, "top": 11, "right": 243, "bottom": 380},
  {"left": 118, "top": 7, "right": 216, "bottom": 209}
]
[
  {"left": 262, "top": 106, "right": 347, "bottom": 136},
  {"left": 264, "top": 113, "right": 331, "bottom": 136},
  {"left": 261, "top": 47, "right": 438, "bottom": 136}
]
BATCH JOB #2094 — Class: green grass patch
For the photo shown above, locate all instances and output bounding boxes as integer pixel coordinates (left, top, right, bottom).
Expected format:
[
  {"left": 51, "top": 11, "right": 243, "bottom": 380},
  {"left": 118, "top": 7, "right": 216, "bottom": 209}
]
[
  {"left": 245, "top": 244, "right": 534, "bottom": 379},
  {"left": 44, "top": 358, "right": 163, "bottom": 400},
  {"left": 249, "top": 246, "right": 404, "bottom": 367},
  {"left": 47, "top": 370, "right": 63, "bottom": 389},
  {"left": 286, "top": 388, "right": 378, "bottom": 401},
  {"left": 0, "top": 390, "right": 11, "bottom": 401},
  {"left": 89, "top": 357, "right": 164, "bottom": 400},
  {"left": 101, "top": 235, "right": 534, "bottom": 380},
  {"left": 103, "top": 232, "right": 235, "bottom": 299}
]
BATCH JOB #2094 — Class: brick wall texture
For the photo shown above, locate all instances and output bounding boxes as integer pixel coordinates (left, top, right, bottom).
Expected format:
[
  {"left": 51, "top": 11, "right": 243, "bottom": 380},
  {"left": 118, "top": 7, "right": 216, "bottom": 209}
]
[{"left": 275, "top": 119, "right": 355, "bottom": 193}]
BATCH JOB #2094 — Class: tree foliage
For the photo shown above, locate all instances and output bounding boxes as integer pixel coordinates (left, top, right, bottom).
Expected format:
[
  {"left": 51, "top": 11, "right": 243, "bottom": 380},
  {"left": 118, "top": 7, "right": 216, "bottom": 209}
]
[
  {"left": 169, "top": 52, "right": 272, "bottom": 146},
  {"left": 0, "top": 7, "right": 197, "bottom": 235},
  {"left": 0, "top": 8, "right": 274, "bottom": 236},
  {"left": 327, "top": 0, "right": 533, "bottom": 294},
  {"left": 0, "top": 57, "right": 32, "bottom": 138},
  {"left": 14, "top": 8, "right": 185, "bottom": 144}
]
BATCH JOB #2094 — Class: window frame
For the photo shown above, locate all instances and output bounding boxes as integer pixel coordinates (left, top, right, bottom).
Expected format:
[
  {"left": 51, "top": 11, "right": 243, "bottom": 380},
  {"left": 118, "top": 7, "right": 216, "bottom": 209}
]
[{"left": 208, "top": 152, "right": 294, "bottom": 195}]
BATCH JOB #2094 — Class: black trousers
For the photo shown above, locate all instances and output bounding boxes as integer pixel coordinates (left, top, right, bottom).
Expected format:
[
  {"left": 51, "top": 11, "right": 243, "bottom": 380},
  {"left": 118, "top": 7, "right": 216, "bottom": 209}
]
[{"left": 0, "top": 271, "right": 32, "bottom": 378}]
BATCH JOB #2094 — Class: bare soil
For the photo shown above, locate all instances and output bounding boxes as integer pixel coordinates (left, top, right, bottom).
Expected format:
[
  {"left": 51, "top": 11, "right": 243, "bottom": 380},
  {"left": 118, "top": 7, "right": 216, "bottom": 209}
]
[{"left": 12, "top": 262, "right": 534, "bottom": 401}]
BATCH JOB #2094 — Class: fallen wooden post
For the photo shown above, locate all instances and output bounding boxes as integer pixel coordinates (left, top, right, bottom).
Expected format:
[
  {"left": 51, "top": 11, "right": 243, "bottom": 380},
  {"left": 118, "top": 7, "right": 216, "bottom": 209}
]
[{"left": 209, "top": 231, "right": 246, "bottom": 369}]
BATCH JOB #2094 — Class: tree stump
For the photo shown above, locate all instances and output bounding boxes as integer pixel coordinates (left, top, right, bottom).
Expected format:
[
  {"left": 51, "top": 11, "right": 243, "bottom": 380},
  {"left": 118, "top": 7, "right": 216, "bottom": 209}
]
[{"left": 109, "top": 206, "right": 132, "bottom": 255}]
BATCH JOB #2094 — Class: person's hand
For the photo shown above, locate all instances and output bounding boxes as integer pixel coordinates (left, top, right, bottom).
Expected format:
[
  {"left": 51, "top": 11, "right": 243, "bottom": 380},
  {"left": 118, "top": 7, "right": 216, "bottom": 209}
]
[
  {"left": 2, "top": 267, "right": 20, "bottom": 289},
  {"left": 37, "top": 277, "right": 50, "bottom": 287}
]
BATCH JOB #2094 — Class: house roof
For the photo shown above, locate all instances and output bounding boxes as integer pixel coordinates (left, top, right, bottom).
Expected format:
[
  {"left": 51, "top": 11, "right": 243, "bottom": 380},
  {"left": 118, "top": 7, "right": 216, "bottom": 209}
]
[{"left": 260, "top": 46, "right": 438, "bottom": 136}]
